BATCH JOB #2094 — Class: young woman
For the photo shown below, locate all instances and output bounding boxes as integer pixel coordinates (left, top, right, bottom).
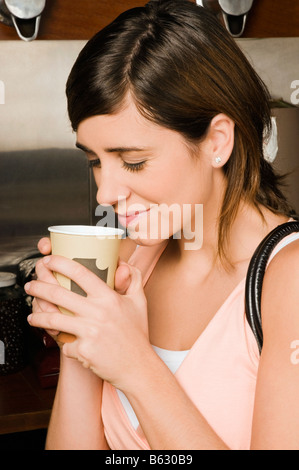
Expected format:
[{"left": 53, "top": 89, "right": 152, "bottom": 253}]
[{"left": 26, "top": 0, "right": 299, "bottom": 450}]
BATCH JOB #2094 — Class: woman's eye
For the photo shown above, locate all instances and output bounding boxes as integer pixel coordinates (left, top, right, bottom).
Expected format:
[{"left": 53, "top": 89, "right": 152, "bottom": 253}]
[
  {"left": 88, "top": 158, "right": 101, "bottom": 169},
  {"left": 88, "top": 158, "right": 146, "bottom": 172},
  {"left": 122, "top": 161, "right": 146, "bottom": 173}
]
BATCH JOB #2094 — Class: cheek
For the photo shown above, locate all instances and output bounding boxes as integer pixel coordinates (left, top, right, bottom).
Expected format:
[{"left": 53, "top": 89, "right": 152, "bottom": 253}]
[
  {"left": 127, "top": 203, "right": 188, "bottom": 243},
  {"left": 146, "top": 157, "right": 188, "bottom": 199},
  {"left": 148, "top": 171, "right": 187, "bottom": 205}
]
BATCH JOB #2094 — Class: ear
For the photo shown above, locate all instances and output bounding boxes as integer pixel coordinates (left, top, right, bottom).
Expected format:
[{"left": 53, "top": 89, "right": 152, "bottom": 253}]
[{"left": 206, "top": 114, "right": 235, "bottom": 168}]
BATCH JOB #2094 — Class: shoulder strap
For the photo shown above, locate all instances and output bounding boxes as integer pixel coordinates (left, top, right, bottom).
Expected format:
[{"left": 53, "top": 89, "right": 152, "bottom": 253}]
[{"left": 245, "top": 221, "right": 299, "bottom": 354}]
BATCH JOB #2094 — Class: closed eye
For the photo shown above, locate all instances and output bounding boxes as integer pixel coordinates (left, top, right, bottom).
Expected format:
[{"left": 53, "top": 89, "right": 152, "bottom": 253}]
[
  {"left": 88, "top": 157, "right": 147, "bottom": 172},
  {"left": 122, "top": 160, "right": 146, "bottom": 172},
  {"left": 88, "top": 158, "right": 101, "bottom": 169}
]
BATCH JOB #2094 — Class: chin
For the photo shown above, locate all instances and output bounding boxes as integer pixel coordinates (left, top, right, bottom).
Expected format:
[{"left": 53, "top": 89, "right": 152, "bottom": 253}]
[{"left": 126, "top": 231, "right": 169, "bottom": 247}]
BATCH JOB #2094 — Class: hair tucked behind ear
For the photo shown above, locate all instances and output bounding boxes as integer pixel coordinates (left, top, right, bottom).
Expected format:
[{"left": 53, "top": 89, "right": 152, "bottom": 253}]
[{"left": 66, "top": 0, "right": 296, "bottom": 267}]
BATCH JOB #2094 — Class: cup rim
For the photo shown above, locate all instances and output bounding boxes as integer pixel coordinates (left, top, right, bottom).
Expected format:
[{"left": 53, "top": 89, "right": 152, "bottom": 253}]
[{"left": 48, "top": 225, "right": 124, "bottom": 237}]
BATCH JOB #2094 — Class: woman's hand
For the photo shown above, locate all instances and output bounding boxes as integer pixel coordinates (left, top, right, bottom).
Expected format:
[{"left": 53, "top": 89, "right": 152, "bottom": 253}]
[
  {"left": 32, "top": 237, "right": 62, "bottom": 340},
  {"left": 26, "top": 255, "right": 148, "bottom": 390}
]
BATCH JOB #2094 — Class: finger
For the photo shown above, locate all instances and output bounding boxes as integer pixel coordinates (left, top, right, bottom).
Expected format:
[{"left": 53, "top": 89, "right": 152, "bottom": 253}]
[
  {"left": 27, "top": 311, "right": 82, "bottom": 338},
  {"left": 33, "top": 260, "right": 60, "bottom": 325},
  {"left": 25, "top": 280, "right": 90, "bottom": 317},
  {"left": 114, "top": 263, "right": 131, "bottom": 295},
  {"left": 62, "top": 338, "right": 96, "bottom": 369},
  {"left": 126, "top": 265, "right": 144, "bottom": 297},
  {"left": 32, "top": 298, "right": 60, "bottom": 336},
  {"left": 62, "top": 341, "right": 79, "bottom": 362},
  {"left": 37, "top": 237, "right": 52, "bottom": 255},
  {"left": 33, "top": 258, "right": 60, "bottom": 333},
  {"left": 42, "top": 255, "right": 112, "bottom": 297},
  {"left": 115, "top": 260, "right": 144, "bottom": 295},
  {"left": 35, "top": 257, "right": 59, "bottom": 284},
  {"left": 32, "top": 296, "right": 59, "bottom": 313}
]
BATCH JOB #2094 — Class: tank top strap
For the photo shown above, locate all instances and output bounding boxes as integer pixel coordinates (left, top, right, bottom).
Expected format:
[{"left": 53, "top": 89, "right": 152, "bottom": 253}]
[
  {"left": 128, "top": 241, "right": 168, "bottom": 286},
  {"left": 267, "top": 219, "right": 299, "bottom": 266}
]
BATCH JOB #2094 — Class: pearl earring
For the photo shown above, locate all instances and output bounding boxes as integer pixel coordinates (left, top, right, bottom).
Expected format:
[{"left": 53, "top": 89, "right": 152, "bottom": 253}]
[{"left": 215, "top": 156, "right": 222, "bottom": 164}]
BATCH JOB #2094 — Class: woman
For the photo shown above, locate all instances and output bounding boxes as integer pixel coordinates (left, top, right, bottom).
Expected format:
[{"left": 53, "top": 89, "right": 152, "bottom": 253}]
[{"left": 26, "top": 0, "right": 299, "bottom": 450}]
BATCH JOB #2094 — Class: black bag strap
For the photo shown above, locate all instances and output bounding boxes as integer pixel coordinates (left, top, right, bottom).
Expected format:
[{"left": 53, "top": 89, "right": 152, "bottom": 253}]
[{"left": 245, "top": 221, "right": 299, "bottom": 354}]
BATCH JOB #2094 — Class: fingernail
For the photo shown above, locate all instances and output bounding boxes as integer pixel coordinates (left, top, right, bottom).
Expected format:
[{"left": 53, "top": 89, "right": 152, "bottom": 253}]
[
  {"left": 27, "top": 314, "right": 32, "bottom": 323},
  {"left": 43, "top": 255, "right": 51, "bottom": 264}
]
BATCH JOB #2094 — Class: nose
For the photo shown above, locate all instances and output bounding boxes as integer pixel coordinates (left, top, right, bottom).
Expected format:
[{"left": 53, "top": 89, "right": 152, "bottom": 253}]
[{"left": 95, "top": 169, "right": 130, "bottom": 208}]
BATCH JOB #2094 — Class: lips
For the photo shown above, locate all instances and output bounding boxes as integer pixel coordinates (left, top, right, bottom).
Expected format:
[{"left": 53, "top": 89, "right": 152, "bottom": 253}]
[{"left": 117, "top": 209, "right": 149, "bottom": 228}]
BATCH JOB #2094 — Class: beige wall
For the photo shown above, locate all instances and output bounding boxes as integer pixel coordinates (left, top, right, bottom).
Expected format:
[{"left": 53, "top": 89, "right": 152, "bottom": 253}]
[
  {"left": 0, "top": 40, "right": 83, "bottom": 151},
  {"left": 237, "top": 37, "right": 299, "bottom": 105},
  {"left": 0, "top": 38, "right": 298, "bottom": 151}
]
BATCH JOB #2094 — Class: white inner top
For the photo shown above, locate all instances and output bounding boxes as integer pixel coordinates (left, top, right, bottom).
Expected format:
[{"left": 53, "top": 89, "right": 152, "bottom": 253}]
[{"left": 116, "top": 345, "right": 189, "bottom": 430}]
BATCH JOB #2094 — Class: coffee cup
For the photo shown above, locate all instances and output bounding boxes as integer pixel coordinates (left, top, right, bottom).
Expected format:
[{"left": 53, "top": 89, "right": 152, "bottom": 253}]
[{"left": 48, "top": 225, "right": 124, "bottom": 342}]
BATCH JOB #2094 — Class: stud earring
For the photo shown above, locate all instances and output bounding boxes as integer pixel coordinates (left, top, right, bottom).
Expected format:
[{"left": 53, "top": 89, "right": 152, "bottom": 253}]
[{"left": 215, "top": 156, "right": 222, "bottom": 164}]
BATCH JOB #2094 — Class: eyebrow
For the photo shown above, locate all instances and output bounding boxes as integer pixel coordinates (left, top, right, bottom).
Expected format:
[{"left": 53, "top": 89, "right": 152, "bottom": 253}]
[
  {"left": 76, "top": 142, "right": 149, "bottom": 154},
  {"left": 105, "top": 147, "right": 149, "bottom": 153},
  {"left": 76, "top": 142, "right": 97, "bottom": 155}
]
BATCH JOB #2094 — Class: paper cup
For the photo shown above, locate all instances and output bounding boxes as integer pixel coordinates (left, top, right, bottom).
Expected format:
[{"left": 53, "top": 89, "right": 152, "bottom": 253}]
[{"left": 48, "top": 225, "right": 124, "bottom": 343}]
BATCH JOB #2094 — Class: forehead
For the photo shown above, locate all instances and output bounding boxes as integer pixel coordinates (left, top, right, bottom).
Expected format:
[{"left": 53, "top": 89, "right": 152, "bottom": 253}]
[
  {"left": 76, "top": 97, "right": 187, "bottom": 151},
  {"left": 78, "top": 100, "right": 157, "bottom": 138}
]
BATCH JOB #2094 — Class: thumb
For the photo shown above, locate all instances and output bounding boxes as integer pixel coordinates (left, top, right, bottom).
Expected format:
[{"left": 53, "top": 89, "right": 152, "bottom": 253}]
[
  {"left": 114, "top": 261, "right": 131, "bottom": 295},
  {"left": 37, "top": 237, "right": 52, "bottom": 255},
  {"left": 114, "top": 260, "right": 143, "bottom": 296},
  {"left": 124, "top": 263, "right": 144, "bottom": 296}
]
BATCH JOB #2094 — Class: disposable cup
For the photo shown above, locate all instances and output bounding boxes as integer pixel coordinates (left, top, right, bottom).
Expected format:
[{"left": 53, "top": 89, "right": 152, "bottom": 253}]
[{"left": 48, "top": 225, "right": 124, "bottom": 342}]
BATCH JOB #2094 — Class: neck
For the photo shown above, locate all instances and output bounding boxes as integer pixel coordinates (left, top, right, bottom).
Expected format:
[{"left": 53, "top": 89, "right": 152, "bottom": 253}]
[{"left": 173, "top": 170, "right": 226, "bottom": 264}]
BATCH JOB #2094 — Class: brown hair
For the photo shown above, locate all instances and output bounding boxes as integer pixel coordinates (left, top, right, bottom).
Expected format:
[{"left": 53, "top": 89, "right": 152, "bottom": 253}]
[{"left": 66, "top": 0, "right": 296, "bottom": 265}]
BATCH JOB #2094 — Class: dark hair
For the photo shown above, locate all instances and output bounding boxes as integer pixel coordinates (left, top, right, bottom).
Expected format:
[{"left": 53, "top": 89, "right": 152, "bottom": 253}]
[{"left": 66, "top": 0, "right": 295, "bottom": 265}]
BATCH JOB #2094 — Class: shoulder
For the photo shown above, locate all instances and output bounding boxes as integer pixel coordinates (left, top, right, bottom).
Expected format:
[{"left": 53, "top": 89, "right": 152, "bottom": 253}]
[
  {"left": 251, "top": 237, "right": 299, "bottom": 448},
  {"left": 261, "top": 237, "right": 299, "bottom": 348},
  {"left": 263, "top": 237, "right": 299, "bottom": 291}
]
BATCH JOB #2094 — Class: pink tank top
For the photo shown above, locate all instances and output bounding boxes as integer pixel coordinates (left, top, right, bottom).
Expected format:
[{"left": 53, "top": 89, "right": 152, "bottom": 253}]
[{"left": 101, "top": 231, "right": 299, "bottom": 450}]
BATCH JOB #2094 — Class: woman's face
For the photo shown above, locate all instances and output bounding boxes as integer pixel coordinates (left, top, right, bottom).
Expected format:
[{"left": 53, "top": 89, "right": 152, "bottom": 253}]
[{"left": 76, "top": 97, "right": 215, "bottom": 246}]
